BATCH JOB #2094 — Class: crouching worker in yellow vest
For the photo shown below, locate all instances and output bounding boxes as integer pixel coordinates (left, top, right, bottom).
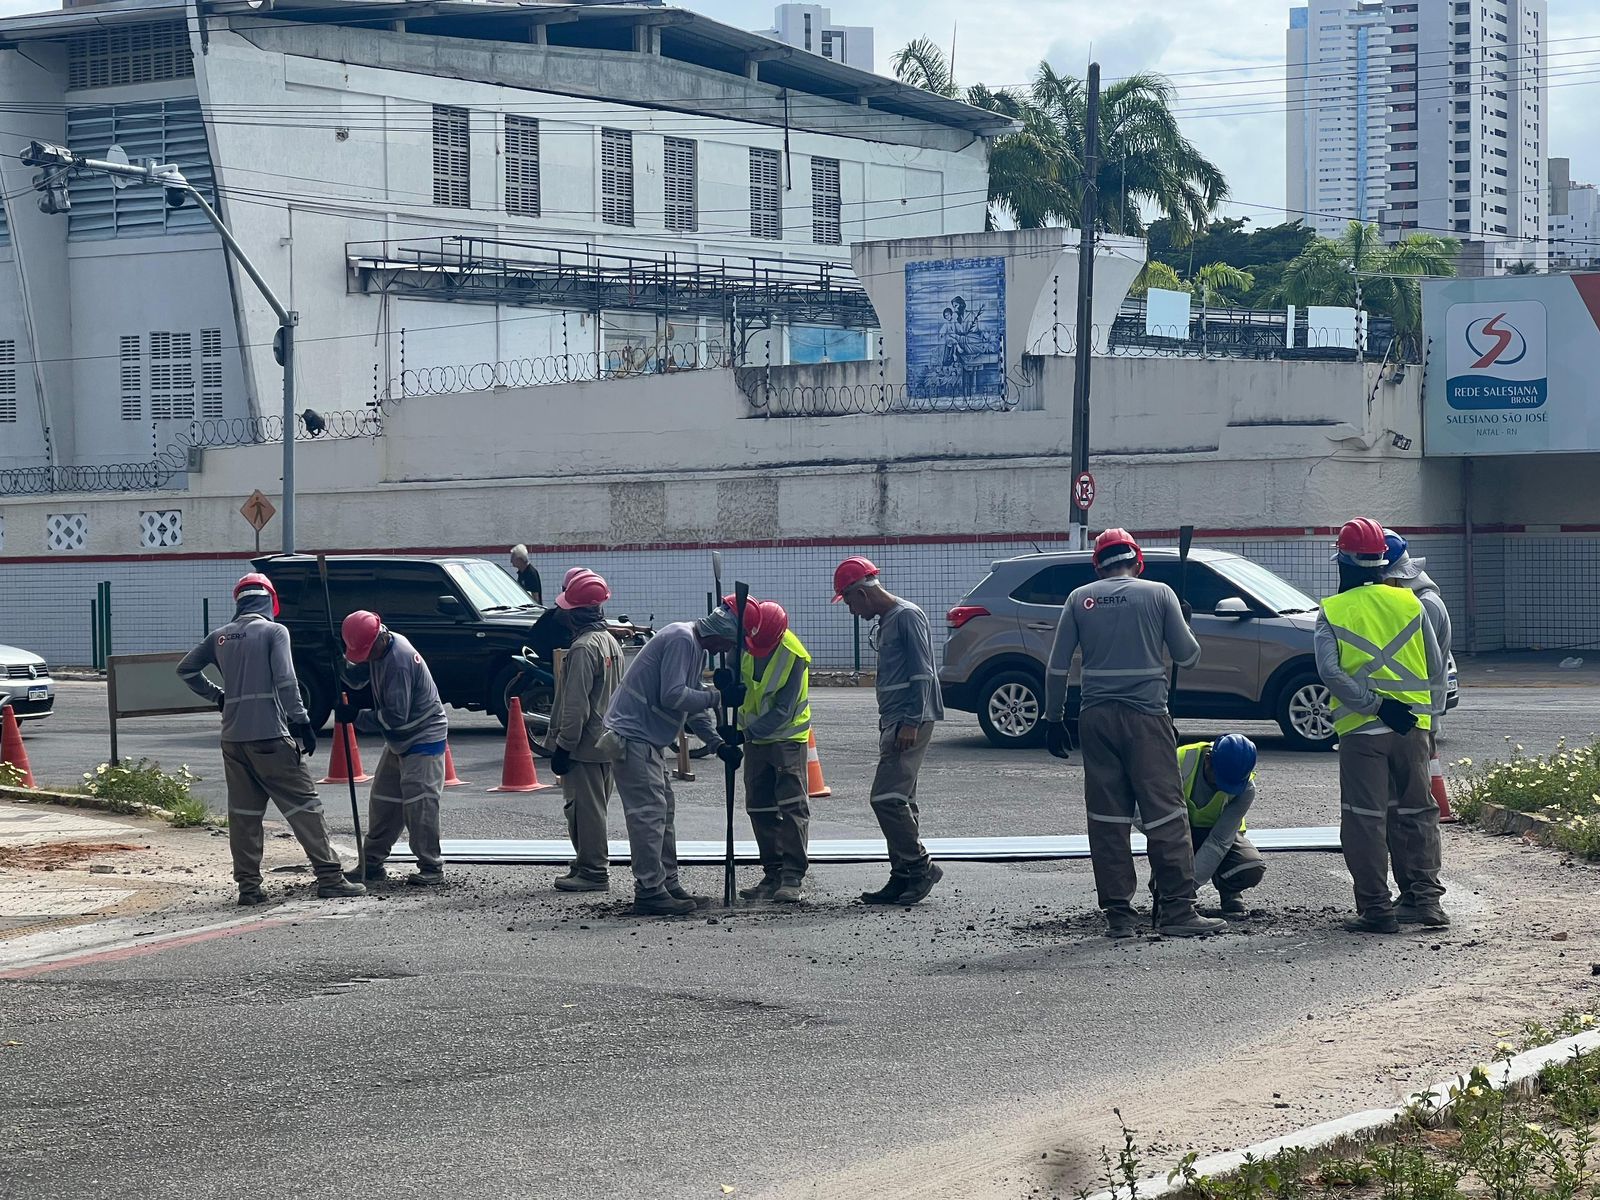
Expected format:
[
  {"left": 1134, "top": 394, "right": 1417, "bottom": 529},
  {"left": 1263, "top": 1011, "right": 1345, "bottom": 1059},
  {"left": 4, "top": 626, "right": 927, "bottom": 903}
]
[
  {"left": 1174, "top": 736, "right": 1265, "bottom": 917},
  {"left": 1318, "top": 517, "right": 1449, "bottom": 935},
  {"left": 735, "top": 600, "right": 813, "bottom": 905}
]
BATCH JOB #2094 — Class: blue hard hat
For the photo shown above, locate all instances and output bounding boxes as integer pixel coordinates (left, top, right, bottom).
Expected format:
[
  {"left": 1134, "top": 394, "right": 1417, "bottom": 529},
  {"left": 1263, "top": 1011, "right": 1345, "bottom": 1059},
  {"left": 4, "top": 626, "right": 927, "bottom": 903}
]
[
  {"left": 1210, "top": 734, "right": 1257, "bottom": 795},
  {"left": 1382, "top": 528, "right": 1408, "bottom": 568}
]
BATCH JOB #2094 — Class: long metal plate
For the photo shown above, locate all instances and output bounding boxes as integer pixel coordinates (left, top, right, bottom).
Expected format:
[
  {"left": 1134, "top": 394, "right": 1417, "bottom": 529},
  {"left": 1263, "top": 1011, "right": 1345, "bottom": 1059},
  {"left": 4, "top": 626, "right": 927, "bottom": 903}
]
[{"left": 391, "top": 828, "right": 1342, "bottom": 867}]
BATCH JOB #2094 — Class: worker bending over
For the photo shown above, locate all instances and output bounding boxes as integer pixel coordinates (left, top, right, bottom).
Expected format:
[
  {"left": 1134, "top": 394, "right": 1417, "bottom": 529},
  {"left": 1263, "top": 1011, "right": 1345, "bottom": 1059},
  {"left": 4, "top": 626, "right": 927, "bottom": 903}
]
[
  {"left": 1043, "top": 529, "right": 1224, "bottom": 939},
  {"left": 1172, "top": 736, "right": 1265, "bottom": 917},
  {"left": 736, "top": 601, "right": 813, "bottom": 904}
]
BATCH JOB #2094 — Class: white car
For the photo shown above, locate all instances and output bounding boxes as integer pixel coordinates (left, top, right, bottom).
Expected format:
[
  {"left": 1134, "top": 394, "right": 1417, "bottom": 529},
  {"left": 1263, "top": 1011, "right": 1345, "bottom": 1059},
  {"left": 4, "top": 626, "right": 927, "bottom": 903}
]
[{"left": 0, "top": 643, "right": 54, "bottom": 721}]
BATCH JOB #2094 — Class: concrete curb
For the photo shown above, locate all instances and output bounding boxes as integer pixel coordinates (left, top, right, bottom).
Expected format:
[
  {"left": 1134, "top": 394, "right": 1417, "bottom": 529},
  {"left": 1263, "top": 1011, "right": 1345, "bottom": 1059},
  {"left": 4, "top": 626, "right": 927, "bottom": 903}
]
[
  {"left": 1083, "top": 1028, "right": 1600, "bottom": 1200},
  {"left": 0, "top": 784, "right": 191, "bottom": 826},
  {"left": 1476, "top": 801, "right": 1559, "bottom": 844}
]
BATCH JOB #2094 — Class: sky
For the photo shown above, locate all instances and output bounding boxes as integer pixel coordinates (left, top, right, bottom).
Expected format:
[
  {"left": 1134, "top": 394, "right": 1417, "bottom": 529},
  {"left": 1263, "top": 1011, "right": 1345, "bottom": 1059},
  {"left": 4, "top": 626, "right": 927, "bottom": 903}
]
[{"left": 1, "top": 0, "right": 1595, "bottom": 232}]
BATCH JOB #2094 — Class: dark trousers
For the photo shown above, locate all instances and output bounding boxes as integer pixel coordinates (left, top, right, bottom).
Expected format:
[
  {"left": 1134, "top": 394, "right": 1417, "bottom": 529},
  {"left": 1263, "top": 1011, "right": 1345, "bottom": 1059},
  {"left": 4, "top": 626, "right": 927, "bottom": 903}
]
[
  {"left": 744, "top": 739, "right": 811, "bottom": 885},
  {"left": 221, "top": 738, "right": 343, "bottom": 890},
  {"left": 1338, "top": 729, "right": 1443, "bottom": 915}
]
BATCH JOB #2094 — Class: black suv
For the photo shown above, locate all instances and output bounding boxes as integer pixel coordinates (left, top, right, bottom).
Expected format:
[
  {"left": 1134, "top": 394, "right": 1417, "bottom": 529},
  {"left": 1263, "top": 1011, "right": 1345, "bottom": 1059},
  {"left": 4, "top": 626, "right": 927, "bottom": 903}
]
[{"left": 253, "top": 554, "right": 550, "bottom": 730}]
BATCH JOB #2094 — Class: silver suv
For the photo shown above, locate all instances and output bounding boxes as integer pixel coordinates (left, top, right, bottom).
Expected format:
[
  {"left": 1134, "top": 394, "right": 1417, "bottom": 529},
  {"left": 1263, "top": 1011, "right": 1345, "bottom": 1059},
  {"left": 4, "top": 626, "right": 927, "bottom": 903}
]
[{"left": 941, "top": 548, "right": 1347, "bottom": 752}]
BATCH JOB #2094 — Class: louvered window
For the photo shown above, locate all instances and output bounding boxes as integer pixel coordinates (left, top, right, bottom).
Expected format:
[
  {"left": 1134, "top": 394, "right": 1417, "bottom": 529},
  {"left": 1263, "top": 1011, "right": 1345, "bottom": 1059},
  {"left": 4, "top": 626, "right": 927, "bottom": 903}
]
[
  {"left": 601, "top": 128, "right": 634, "bottom": 227},
  {"left": 66, "top": 99, "right": 215, "bottom": 240},
  {"left": 750, "top": 148, "right": 782, "bottom": 240},
  {"left": 200, "top": 327, "right": 223, "bottom": 419},
  {"left": 66, "top": 23, "right": 193, "bottom": 91},
  {"left": 663, "top": 137, "right": 697, "bottom": 233},
  {"left": 812, "top": 157, "right": 841, "bottom": 245},
  {"left": 119, "top": 336, "right": 142, "bottom": 420},
  {"left": 432, "top": 106, "right": 470, "bottom": 207},
  {"left": 0, "top": 194, "right": 9, "bottom": 247},
  {"left": 0, "top": 341, "right": 15, "bottom": 423},
  {"left": 149, "top": 331, "right": 194, "bottom": 421},
  {"left": 505, "top": 116, "right": 540, "bottom": 217}
]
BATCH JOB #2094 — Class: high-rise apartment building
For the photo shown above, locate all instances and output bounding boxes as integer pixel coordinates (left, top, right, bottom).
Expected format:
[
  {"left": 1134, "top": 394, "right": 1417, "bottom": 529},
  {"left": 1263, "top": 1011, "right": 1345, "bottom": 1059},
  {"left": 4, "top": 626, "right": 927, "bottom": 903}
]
[
  {"left": 759, "top": 4, "right": 874, "bottom": 72},
  {"left": 1287, "top": 0, "right": 1547, "bottom": 274},
  {"left": 1548, "top": 158, "right": 1600, "bottom": 269}
]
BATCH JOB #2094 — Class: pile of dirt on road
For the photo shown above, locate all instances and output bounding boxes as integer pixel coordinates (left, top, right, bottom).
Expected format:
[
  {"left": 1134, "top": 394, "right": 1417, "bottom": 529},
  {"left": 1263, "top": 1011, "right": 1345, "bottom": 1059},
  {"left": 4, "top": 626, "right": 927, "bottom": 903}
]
[{"left": 0, "top": 841, "right": 146, "bottom": 871}]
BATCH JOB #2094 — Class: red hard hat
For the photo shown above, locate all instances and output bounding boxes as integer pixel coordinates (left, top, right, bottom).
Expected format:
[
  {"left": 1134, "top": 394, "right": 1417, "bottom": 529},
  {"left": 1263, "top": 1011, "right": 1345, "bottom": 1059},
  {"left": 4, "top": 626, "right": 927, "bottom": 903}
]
[
  {"left": 342, "top": 610, "right": 386, "bottom": 663},
  {"left": 746, "top": 601, "right": 790, "bottom": 658},
  {"left": 233, "top": 572, "right": 280, "bottom": 618},
  {"left": 832, "top": 555, "right": 879, "bottom": 602},
  {"left": 1093, "top": 528, "right": 1144, "bottom": 574},
  {"left": 557, "top": 568, "right": 611, "bottom": 610},
  {"left": 1334, "top": 517, "right": 1389, "bottom": 566}
]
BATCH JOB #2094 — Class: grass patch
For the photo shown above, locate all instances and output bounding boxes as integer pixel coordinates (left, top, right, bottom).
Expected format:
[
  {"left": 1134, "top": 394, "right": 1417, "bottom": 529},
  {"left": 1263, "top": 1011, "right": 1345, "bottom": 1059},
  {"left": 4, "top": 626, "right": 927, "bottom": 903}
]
[
  {"left": 76, "top": 759, "right": 215, "bottom": 827},
  {"left": 1449, "top": 739, "right": 1600, "bottom": 860},
  {"left": 0, "top": 762, "right": 28, "bottom": 788}
]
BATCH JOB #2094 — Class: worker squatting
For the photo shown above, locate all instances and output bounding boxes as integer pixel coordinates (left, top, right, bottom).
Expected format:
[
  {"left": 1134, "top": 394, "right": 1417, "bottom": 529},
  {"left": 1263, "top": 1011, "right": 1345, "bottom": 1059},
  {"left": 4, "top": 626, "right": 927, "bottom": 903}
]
[{"left": 178, "top": 523, "right": 1450, "bottom": 935}]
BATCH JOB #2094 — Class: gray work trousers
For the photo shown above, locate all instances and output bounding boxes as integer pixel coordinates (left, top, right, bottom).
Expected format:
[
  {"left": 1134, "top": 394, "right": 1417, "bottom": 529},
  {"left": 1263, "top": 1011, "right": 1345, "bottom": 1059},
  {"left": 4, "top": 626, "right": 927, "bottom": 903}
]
[
  {"left": 869, "top": 722, "right": 935, "bottom": 880},
  {"left": 1338, "top": 728, "right": 1444, "bottom": 916},
  {"left": 1079, "top": 702, "right": 1200, "bottom": 921},
  {"left": 221, "top": 737, "right": 343, "bottom": 890},
  {"left": 363, "top": 746, "right": 446, "bottom": 874},
  {"left": 1193, "top": 826, "right": 1266, "bottom": 896},
  {"left": 744, "top": 739, "right": 811, "bottom": 885},
  {"left": 562, "top": 760, "right": 614, "bottom": 881},
  {"left": 615, "top": 738, "right": 680, "bottom": 898}
]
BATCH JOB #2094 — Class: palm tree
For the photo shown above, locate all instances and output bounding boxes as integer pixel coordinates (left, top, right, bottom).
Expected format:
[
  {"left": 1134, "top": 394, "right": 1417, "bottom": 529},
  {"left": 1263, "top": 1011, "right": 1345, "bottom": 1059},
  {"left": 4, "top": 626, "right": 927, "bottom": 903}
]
[
  {"left": 1129, "top": 260, "right": 1190, "bottom": 297},
  {"left": 1194, "top": 263, "right": 1254, "bottom": 353},
  {"left": 891, "top": 44, "right": 1228, "bottom": 240},
  {"left": 1505, "top": 260, "right": 1540, "bottom": 275}
]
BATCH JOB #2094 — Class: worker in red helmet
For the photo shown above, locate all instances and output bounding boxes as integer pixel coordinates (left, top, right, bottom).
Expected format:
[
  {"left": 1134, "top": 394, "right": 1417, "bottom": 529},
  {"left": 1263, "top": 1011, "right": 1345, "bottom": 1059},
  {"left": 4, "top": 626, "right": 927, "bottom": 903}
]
[
  {"left": 337, "top": 609, "right": 451, "bottom": 887},
  {"left": 177, "top": 573, "right": 364, "bottom": 905},
  {"left": 1319, "top": 517, "right": 1449, "bottom": 934},
  {"left": 834, "top": 556, "right": 946, "bottom": 906},
  {"left": 1042, "top": 529, "right": 1224, "bottom": 939},
  {"left": 735, "top": 600, "right": 813, "bottom": 904}
]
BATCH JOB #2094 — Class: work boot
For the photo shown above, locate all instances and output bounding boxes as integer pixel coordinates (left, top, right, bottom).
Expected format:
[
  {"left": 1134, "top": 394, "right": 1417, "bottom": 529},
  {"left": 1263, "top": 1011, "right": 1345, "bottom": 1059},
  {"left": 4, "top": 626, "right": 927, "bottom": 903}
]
[
  {"left": 667, "top": 885, "right": 712, "bottom": 909},
  {"left": 1219, "top": 892, "right": 1249, "bottom": 918},
  {"left": 1158, "top": 909, "right": 1228, "bottom": 938},
  {"left": 554, "top": 873, "right": 609, "bottom": 893},
  {"left": 861, "top": 876, "right": 909, "bottom": 905},
  {"left": 1342, "top": 911, "right": 1401, "bottom": 934},
  {"left": 738, "top": 875, "right": 783, "bottom": 901},
  {"left": 345, "top": 863, "right": 387, "bottom": 884},
  {"left": 316, "top": 879, "right": 368, "bottom": 899},
  {"left": 633, "top": 892, "right": 698, "bottom": 917},
  {"left": 405, "top": 870, "right": 445, "bottom": 888},
  {"left": 238, "top": 888, "right": 270, "bottom": 907},
  {"left": 1104, "top": 908, "right": 1140, "bottom": 939},
  {"left": 772, "top": 882, "right": 804, "bottom": 904},
  {"left": 1394, "top": 900, "right": 1451, "bottom": 928},
  {"left": 895, "top": 863, "right": 944, "bottom": 906}
]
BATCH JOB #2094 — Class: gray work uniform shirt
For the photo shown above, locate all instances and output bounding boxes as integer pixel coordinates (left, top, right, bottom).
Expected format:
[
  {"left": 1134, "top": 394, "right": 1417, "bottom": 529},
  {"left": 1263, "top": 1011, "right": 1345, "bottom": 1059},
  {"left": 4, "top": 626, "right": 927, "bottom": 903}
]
[
  {"left": 549, "top": 627, "right": 625, "bottom": 761},
  {"left": 1045, "top": 575, "right": 1200, "bottom": 720},
  {"left": 178, "top": 605, "right": 308, "bottom": 743},
  {"left": 1413, "top": 578, "right": 1453, "bottom": 719},
  {"left": 874, "top": 599, "right": 944, "bottom": 731},
  {"left": 343, "top": 632, "right": 449, "bottom": 754},
  {"left": 1314, "top": 585, "right": 1446, "bottom": 735},
  {"left": 605, "top": 621, "right": 719, "bottom": 748}
]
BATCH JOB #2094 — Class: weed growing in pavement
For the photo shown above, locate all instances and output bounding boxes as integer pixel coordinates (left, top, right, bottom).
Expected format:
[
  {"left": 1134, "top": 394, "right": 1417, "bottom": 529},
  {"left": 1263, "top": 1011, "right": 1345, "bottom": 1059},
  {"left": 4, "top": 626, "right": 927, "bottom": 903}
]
[
  {"left": 79, "top": 759, "right": 208, "bottom": 823},
  {"left": 0, "top": 761, "right": 27, "bottom": 788},
  {"left": 1449, "top": 738, "right": 1600, "bottom": 860}
]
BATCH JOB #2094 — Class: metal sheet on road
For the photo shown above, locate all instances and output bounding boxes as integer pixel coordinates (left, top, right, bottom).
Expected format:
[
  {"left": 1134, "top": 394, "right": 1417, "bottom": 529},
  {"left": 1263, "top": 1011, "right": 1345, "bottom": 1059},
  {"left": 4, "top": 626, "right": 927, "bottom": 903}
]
[{"left": 391, "top": 827, "right": 1342, "bottom": 866}]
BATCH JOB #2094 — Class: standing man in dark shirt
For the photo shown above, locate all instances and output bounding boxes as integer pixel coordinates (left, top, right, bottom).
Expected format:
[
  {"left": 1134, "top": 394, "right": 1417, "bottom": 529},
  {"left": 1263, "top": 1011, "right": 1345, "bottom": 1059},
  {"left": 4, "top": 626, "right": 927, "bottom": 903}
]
[{"left": 510, "top": 544, "right": 542, "bottom": 604}]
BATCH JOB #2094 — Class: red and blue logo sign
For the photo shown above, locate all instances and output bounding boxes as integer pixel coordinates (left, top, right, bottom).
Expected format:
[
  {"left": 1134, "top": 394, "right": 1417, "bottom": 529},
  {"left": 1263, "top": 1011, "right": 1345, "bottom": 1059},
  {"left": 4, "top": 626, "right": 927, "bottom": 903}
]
[{"left": 1445, "top": 301, "right": 1547, "bottom": 411}]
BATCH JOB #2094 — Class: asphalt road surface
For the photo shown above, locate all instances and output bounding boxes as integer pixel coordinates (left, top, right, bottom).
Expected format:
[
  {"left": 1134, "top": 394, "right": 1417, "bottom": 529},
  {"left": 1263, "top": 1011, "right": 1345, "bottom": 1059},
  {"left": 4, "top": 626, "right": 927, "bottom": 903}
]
[{"left": 5, "top": 681, "right": 1600, "bottom": 1199}]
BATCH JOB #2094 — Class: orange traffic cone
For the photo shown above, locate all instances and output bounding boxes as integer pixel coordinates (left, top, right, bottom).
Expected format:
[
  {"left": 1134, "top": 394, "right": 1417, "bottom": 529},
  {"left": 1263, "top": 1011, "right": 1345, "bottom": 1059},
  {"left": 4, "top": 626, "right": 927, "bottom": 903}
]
[
  {"left": 0, "top": 705, "right": 36, "bottom": 788},
  {"left": 319, "top": 722, "right": 372, "bottom": 784},
  {"left": 1431, "top": 752, "right": 1458, "bottom": 823},
  {"left": 442, "top": 744, "right": 466, "bottom": 788},
  {"left": 489, "top": 697, "right": 551, "bottom": 793},
  {"left": 805, "top": 729, "right": 831, "bottom": 799}
]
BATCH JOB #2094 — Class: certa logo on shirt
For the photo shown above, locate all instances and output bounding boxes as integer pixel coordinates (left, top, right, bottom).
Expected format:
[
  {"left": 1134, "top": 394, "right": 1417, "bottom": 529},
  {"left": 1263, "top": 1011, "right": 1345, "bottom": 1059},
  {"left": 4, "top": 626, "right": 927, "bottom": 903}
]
[{"left": 1083, "top": 593, "right": 1128, "bottom": 611}]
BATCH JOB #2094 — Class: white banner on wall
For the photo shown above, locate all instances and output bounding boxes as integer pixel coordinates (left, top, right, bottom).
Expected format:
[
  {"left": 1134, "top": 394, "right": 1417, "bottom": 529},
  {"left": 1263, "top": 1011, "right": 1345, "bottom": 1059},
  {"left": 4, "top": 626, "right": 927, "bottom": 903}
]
[{"left": 1423, "top": 273, "right": 1600, "bottom": 456}]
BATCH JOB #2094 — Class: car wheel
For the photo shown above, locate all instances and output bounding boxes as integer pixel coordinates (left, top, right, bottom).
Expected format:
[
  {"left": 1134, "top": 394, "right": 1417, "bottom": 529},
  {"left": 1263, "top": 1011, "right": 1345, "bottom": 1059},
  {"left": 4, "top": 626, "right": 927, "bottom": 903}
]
[
  {"left": 1277, "top": 672, "right": 1336, "bottom": 751},
  {"left": 299, "top": 673, "right": 333, "bottom": 733},
  {"left": 976, "top": 670, "right": 1047, "bottom": 749},
  {"left": 491, "top": 665, "right": 553, "bottom": 758}
]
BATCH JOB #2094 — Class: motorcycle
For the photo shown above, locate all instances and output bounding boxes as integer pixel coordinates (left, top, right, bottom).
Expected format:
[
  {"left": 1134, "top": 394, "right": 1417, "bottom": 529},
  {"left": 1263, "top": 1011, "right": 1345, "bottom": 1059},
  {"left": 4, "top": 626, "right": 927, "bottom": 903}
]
[{"left": 503, "top": 616, "right": 656, "bottom": 758}]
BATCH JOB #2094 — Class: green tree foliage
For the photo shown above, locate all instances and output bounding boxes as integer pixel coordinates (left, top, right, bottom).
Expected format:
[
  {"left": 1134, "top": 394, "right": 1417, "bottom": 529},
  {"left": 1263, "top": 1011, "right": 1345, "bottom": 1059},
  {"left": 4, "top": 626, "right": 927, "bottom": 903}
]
[{"left": 1146, "top": 216, "right": 1316, "bottom": 300}]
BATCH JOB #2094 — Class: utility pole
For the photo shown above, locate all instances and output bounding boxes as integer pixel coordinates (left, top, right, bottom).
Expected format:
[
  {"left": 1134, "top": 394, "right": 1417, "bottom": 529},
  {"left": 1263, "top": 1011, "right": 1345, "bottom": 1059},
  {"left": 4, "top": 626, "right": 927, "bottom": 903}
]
[
  {"left": 21, "top": 141, "right": 301, "bottom": 552},
  {"left": 1069, "top": 62, "right": 1101, "bottom": 552}
]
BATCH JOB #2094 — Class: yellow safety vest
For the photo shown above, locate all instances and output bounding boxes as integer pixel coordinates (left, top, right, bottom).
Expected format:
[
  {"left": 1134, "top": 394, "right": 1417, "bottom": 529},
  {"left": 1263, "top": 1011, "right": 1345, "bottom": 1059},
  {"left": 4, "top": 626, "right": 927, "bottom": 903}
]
[
  {"left": 1320, "top": 585, "right": 1433, "bottom": 736},
  {"left": 740, "top": 629, "right": 812, "bottom": 744},
  {"left": 1177, "top": 742, "right": 1249, "bottom": 831}
]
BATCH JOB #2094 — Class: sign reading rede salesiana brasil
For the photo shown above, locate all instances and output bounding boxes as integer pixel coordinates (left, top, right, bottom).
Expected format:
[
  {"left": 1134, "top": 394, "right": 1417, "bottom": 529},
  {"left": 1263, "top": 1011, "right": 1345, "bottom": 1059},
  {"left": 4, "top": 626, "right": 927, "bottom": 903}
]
[{"left": 1422, "top": 274, "right": 1600, "bottom": 456}]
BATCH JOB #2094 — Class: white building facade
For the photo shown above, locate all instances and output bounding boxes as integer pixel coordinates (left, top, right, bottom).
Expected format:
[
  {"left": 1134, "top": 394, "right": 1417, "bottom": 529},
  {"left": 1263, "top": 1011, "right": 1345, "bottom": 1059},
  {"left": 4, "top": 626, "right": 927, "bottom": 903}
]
[
  {"left": 0, "top": 0, "right": 1001, "bottom": 477},
  {"left": 1286, "top": 0, "right": 1547, "bottom": 271},
  {"left": 759, "top": 4, "right": 873, "bottom": 72},
  {"left": 1548, "top": 157, "right": 1599, "bottom": 269}
]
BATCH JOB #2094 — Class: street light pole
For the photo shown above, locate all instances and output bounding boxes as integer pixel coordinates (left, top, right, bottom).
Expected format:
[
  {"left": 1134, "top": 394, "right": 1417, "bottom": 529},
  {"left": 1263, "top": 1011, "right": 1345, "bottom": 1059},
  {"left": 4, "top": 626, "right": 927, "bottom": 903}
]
[{"left": 21, "top": 141, "right": 300, "bottom": 552}]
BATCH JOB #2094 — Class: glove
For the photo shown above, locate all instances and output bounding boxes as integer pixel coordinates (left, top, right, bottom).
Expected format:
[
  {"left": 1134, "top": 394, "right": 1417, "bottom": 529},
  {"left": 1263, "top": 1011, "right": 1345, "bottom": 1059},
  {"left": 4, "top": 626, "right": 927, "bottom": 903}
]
[
  {"left": 334, "top": 700, "right": 362, "bottom": 726},
  {"left": 719, "top": 680, "right": 748, "bottom": 710},
  {"left": 717, "top": 725, "right": 744, "bottom": 749},
  {"left": 550, "top": 747, "right": 573, "bottom": 777},
  {"left": 1180, "top": 599, "right": 1194, "bottom": 623},
  {"left": 712, "top": 667, "right": 735, "bottom": 691},
  {"left": 289, "top": 721, "right": 317, "bottom": 758},
  {"left": 1045, "top": 720, "right": 1071, "bottom": 761},
  {"left": 1377, "top": 698, "right": 1418, "bottom": 735},
  {"left": 215, "top": 694, "right": 226, "bottom": 714},
  {"left": 716, "top": 743, "right": 744, "bottom": 771}
]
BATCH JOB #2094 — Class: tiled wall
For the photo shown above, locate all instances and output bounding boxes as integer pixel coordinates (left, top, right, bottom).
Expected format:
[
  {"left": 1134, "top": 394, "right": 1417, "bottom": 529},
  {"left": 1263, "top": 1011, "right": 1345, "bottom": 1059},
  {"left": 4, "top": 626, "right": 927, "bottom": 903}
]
[{"left": 2, "top": 533, "right": 1594, "bottom": 669}]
